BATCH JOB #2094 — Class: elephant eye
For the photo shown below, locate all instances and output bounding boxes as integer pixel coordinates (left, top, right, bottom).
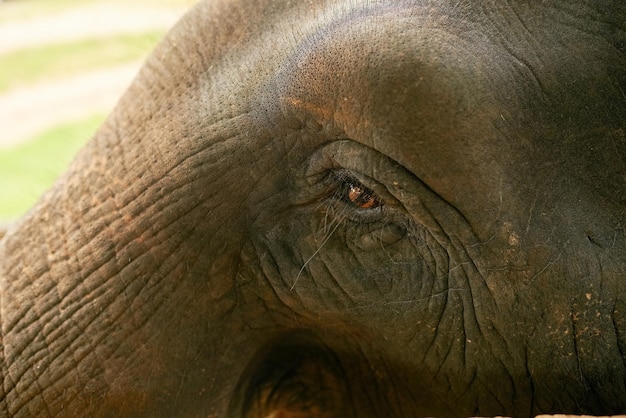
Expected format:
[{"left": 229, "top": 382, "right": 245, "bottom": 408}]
[
  {"left": 335, "top": 175, "right": 383, "bottom": 210},
  {"left": 345, "top": 183, "right": 382, "bottom": 209}
]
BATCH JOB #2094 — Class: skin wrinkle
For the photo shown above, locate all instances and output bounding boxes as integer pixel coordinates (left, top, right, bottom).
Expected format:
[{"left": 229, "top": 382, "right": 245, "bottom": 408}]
[
  {"left": 474, "top": 3, "right": 610, "bottom": 113},
  {"left": 2, "top": 257, "right": 49, "bottom": 330},
  {"left": 422, "top": 212, "right": 520, "bottom": 404},
  {"left": 612, "top": 311, "right": 626, "bottom": 368},
  {"left": 424, "top": 275, "right": 451, "bottom": 366},
  {"left": 4, "top": 295, "right": 57, "bottom": 383},
  {"left": 106, "top": 121, "right": 131, "bottom": 207},
  {"left": 7, "top": 245, "right": 70, "bottom": 408},
  {"left": 544, "top": 1, "right": 622, "bottom": 38},
  {"left": 323, "top": 261, "right": 358, "bottom": 309},
  {"left": 34, "top": 371, "right": 57, "bottom": 418},
  {"left": 326, "top": 226, "right": 412, "bottom": 310},
  {"left": 427, "top": 306, "right": 456, "bottom": 381},
  {"left": 453, "top": 239, "right": 508, "bottom": 355},
  {"left": 11, "top": 283, "right": 116, "bottom": 414},
  {"left": 529, "top": 242, "right": 567, "bottom": 283},
  {"left": 570, "top": 308, "right": 590, "bottom": 391},
  {"left": 251, "top": 237, "right": 307, "bottom": 318},
  {"left": 292, "top": 198, "right": 353, "bottom": 290},
  {"left": 520, "top": 344, "right": 537, "bottom": 413},
  {"left": 8, "top": 144, "right": 234, "bottom": 412},
  {"left": 41, "top": 335, "right": 93, "bottom": 415}
]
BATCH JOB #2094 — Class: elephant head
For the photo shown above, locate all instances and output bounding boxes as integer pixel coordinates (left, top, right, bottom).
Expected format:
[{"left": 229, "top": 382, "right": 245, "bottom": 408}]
[{"left": 1, "top": 0, "right": 625, "bottom": 416}]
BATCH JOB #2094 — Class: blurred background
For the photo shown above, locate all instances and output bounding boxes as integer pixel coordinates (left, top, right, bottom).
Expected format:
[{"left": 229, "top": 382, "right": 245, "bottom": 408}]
[{"left": 0, "top": 0, "right": 196, "bottom": 224}]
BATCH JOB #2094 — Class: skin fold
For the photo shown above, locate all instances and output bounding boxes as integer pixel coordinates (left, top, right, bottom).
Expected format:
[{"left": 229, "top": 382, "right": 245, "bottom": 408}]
[{"left": 0, "top": 0, "right": 625, "bottom": 416}]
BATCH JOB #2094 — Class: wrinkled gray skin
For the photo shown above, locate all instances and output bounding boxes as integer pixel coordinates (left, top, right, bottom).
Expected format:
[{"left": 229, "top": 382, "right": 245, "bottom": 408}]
[{"left": 1, "top": 0, "right": 625, "bottom": 416}]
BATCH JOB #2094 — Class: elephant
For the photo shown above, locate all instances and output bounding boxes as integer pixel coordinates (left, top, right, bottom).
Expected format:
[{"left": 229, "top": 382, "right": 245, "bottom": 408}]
[{"left": 1, "top": 0, "right": 625, "bottom": 416}]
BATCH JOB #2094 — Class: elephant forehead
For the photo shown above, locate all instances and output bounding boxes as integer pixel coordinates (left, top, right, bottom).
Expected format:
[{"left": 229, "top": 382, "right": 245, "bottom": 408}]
[
  {"left": 273, "top": 5, "right": 507, "bottom": 226},
  {"left": 279, "top": 5, "right": 488, "bottom": 125}
]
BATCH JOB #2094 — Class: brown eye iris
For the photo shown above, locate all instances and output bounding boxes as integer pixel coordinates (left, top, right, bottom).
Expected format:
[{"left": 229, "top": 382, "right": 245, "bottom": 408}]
[{"left": 346, "top": 183, "right": 381, "bottom": 209}]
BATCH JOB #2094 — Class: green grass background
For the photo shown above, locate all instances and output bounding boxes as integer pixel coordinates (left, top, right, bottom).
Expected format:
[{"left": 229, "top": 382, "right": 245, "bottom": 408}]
[
  {"left": 0, "top": 0, "right": 193, "bottom": 223},
  {"left": 0, "top": 115, "right": 105, "bottom": 220},
  {"left": 0, "top": 31, "right": 164, "bottom": 92}
]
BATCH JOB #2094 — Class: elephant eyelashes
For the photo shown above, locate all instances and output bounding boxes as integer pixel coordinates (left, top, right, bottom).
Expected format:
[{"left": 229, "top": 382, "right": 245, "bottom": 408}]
[
  {"left": 346, "top": 183, "right": 381, "bottom": 209},
  {"left": 333, "top": 173, "right": 383, "bottom": 210}
]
